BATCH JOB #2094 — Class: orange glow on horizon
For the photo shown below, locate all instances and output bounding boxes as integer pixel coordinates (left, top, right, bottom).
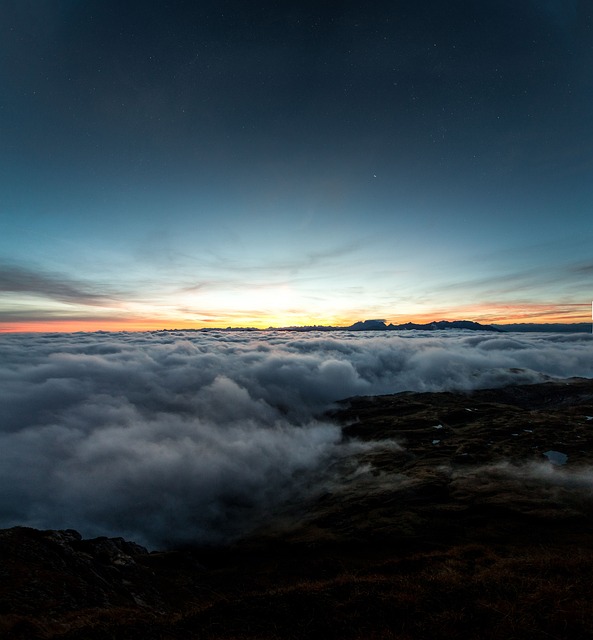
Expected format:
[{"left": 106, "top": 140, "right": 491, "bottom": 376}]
[
  {"left": 0, "top": 319, "right": 202, "bottom": 334},
  {"left": 0, "top": 302, "right": 590, "bottom": 334},
  {"left": 384, "top": 302, "right": 591, "bottom": 327}
]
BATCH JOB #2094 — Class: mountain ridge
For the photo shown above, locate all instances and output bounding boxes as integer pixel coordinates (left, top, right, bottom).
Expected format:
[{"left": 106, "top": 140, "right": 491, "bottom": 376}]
[
  {"left": 185, "top": 319, "right": 503, "bottom": 332},
  {"left": 166, "top": 320, "right": 591, "bottom": 333}
]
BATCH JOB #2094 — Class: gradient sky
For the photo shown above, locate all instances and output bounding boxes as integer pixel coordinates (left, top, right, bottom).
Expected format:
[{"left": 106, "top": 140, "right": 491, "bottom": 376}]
[{"left": 1, "top": 0, "right": 591, "bottom": 331}]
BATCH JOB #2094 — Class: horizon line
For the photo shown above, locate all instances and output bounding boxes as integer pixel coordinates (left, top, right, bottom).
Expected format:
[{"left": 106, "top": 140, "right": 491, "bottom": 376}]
[{"left": 1, "top": 317, "right": 591, "bottom": 334}]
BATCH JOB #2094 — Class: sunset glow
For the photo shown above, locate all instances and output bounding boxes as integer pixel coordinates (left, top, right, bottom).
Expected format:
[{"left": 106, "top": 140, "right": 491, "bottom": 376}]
[
  {"left": 1, "top": 2, "right": 591, "bottom": 332},
  {"left": 0, "top": 300, "right": 589, "bottom": 334}
]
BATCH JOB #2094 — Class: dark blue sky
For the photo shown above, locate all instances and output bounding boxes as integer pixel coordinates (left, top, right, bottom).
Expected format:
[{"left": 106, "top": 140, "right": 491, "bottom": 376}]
[{"left": 1, "top": 1, "right": 591, "bottom": 329}]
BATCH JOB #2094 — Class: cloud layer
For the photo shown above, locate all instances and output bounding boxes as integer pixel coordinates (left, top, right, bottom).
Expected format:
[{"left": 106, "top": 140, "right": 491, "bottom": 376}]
[{"left": 0, "top": 329, "right": 591, "bottom": 548}]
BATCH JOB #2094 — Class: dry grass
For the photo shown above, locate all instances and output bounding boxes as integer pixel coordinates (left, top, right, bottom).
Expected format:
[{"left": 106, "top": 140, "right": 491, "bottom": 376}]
[
  {"left": 160, "top": 542, "right": 593, "bottom": 640},
  {"left": 3, "top": 538, "right": 593, "bottom": 639}
]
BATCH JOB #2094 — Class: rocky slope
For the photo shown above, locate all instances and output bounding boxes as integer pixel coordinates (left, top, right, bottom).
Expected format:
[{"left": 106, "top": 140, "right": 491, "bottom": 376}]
[{"left": 2, "top": 378, "right": 593, "bottom": 639}]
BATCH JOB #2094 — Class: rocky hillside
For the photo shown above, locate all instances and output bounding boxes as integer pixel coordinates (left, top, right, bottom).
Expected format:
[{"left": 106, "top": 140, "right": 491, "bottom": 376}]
[{"left": 2, "top": 378, "right": 593, "bottom": 639}]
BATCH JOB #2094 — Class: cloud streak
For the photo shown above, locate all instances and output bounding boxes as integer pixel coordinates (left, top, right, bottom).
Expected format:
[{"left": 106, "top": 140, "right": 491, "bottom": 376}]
[
  {"left": 0, "top": 330, "right": 591, "bottom": 548},
  {"left": 0, "top": 263, "right": 117, "bottom": 307}
]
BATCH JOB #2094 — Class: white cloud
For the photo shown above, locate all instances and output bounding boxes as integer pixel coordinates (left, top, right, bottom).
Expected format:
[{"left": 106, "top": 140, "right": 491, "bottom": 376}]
[{"left": 0, "top": 329, "right": 591, "bottom": 547}]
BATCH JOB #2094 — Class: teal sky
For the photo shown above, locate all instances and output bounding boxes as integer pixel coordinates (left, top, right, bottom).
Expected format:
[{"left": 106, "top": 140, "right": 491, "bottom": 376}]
[{"left": 1, "top": 1, "right": 591, "bottom": 330}]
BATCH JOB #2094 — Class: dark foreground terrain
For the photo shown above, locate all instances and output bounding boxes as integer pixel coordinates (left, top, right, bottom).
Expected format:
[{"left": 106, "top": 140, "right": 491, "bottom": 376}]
[{"left": 2, "top": 378, "right": 593, "bottom": 639}]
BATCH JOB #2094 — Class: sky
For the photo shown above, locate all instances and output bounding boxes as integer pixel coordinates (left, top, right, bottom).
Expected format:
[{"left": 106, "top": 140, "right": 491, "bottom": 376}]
[{"left": 1, "top": 0, "right": 592, "bottom": 331}]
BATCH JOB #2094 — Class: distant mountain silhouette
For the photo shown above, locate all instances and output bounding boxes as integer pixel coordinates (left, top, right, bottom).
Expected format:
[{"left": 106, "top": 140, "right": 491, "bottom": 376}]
[
  {"left": 347, "top": 319, "right": 389, "bottom": 331},
  {"left": 346, "top": 319, "right": 500, "bottom": 332},
  {"left": 172, "top": 320, "right": 589, "bottom": 333}
]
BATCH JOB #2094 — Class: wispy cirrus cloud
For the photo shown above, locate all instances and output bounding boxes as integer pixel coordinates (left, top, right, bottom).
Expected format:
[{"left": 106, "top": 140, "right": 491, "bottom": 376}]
[
  {"left": 0, "top": 263, "right": 118, "bottom": 307},
  {"left": 175, "top": 238, "right": 372, "bottom": 284},
  {"left": 571, "top": 262, "right": 593, "bottom": 275},
  {"left": 429, "top": 254, "right": 592, "bottom": 304}
]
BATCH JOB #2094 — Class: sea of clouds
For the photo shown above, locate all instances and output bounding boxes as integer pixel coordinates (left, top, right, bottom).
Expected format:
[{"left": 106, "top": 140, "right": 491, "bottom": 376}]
[{"left": 0, "top": 329, "right": 591, "bottom": 548}]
